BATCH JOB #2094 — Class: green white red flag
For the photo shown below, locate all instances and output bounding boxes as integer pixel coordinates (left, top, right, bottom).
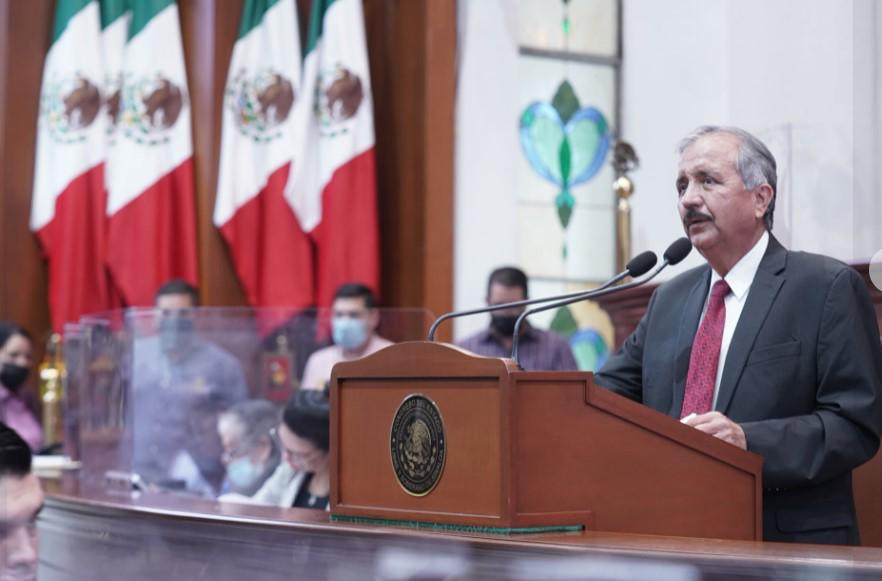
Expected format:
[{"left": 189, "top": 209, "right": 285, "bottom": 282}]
[
  {"left": 288, "top": 0, "right": 379, "bottom": 307},
  {"left": 31, "top": 0, "right": 118, "bottom": 331},
  {"left": 214, "top": 0, "right": 313, "bottom": 309},
  {"left": 101, "top": 0, "right": 129, "bottom": 142},
  {"left": 106, "top": 0, "right": 197, "bottom": 306}
]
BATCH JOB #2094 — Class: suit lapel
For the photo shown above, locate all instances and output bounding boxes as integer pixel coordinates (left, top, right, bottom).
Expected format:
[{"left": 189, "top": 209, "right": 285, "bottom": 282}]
[
  {"left": 670, "top": 269, "right": 711, "bottom": 417},
  {"left": 715, "top": 237, "right": 787, "bottom": 414}
]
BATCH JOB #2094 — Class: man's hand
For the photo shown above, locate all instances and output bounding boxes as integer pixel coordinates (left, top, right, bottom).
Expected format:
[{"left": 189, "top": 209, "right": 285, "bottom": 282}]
[{"left": 682, "top": 411, "right": 746, "bottom": 449}]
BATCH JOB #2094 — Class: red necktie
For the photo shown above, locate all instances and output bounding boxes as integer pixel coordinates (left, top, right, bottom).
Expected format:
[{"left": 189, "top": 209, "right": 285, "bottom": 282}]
[{"left": 681, "top": 280, "right": 731, "bottom": 418}]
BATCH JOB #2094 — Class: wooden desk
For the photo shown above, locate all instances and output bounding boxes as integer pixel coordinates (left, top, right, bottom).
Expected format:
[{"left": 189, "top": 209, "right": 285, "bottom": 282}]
[{"left": 39, "top": 477, "right": 882, "bottom": 580}]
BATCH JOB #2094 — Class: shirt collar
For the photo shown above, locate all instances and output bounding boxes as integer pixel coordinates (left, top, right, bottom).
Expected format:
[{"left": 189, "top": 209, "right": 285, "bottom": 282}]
[{"left": 710, "top": 230, "right": 769, "bottom": 300}]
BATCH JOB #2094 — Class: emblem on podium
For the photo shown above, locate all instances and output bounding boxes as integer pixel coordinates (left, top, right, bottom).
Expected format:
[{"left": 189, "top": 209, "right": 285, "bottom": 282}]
[{"left": 390, "top": 394, "right": 446, "bottom": 496}]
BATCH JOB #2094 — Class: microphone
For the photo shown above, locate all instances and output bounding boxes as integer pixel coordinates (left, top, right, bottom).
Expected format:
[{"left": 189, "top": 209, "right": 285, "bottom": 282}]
[
  {"left": 426, "top": 250, "right": 658, "bottom": 341},
  {"left": 662, "top": 236, "right": 692, "bottom": 266},
  {"left": 510, "top": 238, "right": 692, "bottom": 367},
  {"left": 620, "top": 250, "right": 659, "bottom": 278}
]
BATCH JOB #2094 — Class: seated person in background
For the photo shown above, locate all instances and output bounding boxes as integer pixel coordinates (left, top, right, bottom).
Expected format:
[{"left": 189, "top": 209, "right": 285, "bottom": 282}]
[
  {"left": 217, "top": 399, "right": 281, "bottom": 496},
  {"left": 301, "top": 283, "right": 391, "bottom": 391},
  {"left": 132, "top": 279, "right": 248, "bottom": 496},
  {"left": 457, "top": 267, "right": 579, "bottom": 371},
  {"left": 0, "top": 423, "right": 43, "bottom": 581},
  {"left": 0, "top": 323, "right": 41, "bottom": 451},
  {"left": 250, "top": 390, "right": 330, "bottom": 510}
]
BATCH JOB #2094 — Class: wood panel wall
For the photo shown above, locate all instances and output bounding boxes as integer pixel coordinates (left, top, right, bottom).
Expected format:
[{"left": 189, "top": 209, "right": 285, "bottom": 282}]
[
  {"left": 0, "top": 0, "right": 455, "bottom": 359},
  {"left": 0, "top": 0, "right": 53, "bottom": 345}
]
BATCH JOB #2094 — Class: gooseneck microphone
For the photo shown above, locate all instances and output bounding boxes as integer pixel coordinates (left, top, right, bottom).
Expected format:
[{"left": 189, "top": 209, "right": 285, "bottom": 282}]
[
  {"left": 510, "top": 238, "right": 693, "bottom": 368},
  {"left": 426, "top": 250, "right": 658, "bottom": 341}
]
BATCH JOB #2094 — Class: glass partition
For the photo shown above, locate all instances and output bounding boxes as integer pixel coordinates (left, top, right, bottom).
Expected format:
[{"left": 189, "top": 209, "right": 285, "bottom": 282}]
[{"left": 63, "top": 307, "right": 434, "bottom": 500}]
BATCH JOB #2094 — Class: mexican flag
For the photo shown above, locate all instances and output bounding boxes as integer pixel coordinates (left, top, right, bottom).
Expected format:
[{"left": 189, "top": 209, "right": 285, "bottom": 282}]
[
  {"left": 289, "top": 0, "right": 379, "bottom": 308},
  {"left": 31, "top": 0, "right": 117, "bottom": 332},
  {"left": 214, "top": 0, "right": 314, "bottom": 310},
  {"left": 106, "top": 0, "right": 197, "bottom": 306},
  {"left": 101, "top": 0, "right": 129, "bottom": 142}
]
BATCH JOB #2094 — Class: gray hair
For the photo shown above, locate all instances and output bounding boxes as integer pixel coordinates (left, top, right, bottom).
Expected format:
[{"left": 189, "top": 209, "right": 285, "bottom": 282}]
[
  {"left": 221, "top": 399, "right": 280, "bottom": 448},
  {"left": 678, "top": 125, "right": 778, "bottom": 230}
]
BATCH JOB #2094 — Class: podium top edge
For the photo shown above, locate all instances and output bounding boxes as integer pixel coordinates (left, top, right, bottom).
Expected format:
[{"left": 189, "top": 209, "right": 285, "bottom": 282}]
[{"left": 332, "top": 340, "right": 520, "bottom": 379}]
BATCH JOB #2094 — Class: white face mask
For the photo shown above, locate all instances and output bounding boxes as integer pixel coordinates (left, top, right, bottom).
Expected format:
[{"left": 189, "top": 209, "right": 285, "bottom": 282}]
[
  {"left": 332, "top": 317, "right": 368, "bottom": 351},
  {"left": 226, "top": 456, "right": 262, "bottom": 490}
]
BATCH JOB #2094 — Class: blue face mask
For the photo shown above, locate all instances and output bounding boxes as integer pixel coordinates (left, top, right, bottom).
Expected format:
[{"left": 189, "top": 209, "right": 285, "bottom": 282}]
[
  {"left": 332, "top": 317, "right": 368, "bottom": 351},
  {"left": 226, "top": 456, "right": 262, "bottom": 491}
]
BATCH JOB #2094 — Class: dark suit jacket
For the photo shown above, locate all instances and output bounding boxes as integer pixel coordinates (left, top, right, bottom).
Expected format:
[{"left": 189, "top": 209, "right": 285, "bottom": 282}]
[{"left": 595, "top": 236, "right": 882, "bottom": 544}]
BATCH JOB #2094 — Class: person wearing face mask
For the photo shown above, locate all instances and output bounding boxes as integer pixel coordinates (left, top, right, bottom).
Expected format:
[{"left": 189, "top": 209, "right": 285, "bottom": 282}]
[
  {"left": 248, "top": 390, "right": 330, "bottom": 509},
  {"left": 216, "top": 399, "right": 280, "bottom": 496},
  {"left": 457, "top": 267, "right": 578, "bottom": 371},
  {"left": 300, "top": 283, "right": 391, "bottom": 391},
  {"left": 0, "top": 324, "right": 41, "bottom": 451},
  {"left": 131, "top": 279, "right": 248, "bottom": 495}
]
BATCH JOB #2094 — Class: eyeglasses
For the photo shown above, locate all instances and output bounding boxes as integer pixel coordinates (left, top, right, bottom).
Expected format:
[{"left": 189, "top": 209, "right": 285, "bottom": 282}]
[
  {"left": 220, "top": 433, "right": 266, "bottom": 464},
  {"left": 220, "top": 443, "right": 248, "bottom": 464}
]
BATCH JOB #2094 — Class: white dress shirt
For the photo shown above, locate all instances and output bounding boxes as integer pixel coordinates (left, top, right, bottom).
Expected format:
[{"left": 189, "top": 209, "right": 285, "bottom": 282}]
[{"left": 698, "top": 230, "right": 769, "bottom": 409}]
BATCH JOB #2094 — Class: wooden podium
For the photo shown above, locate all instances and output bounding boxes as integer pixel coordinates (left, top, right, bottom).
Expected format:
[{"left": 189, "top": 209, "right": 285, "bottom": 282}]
[{"left": 330, "top": 342, "right": 762, "bottom": 540}]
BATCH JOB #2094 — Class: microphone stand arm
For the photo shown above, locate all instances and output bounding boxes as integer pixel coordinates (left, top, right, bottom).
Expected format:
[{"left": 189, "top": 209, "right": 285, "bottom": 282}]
[
  {"left": 426, "top": 270, "right": 628, "bottom": 341},
  {"left": 510, "top": 261, "right": 670, "bottom": 368}
]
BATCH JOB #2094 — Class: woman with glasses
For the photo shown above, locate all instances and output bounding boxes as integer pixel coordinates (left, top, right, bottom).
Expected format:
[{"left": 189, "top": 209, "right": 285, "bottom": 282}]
[{"left": 251, "top": 389, "right": 331, "bottom": 510}]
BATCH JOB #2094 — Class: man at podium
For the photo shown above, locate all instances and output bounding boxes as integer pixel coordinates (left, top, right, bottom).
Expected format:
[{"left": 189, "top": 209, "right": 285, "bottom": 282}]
[{"left": 595, "top": 126, "right": 882, "bottom": 545}]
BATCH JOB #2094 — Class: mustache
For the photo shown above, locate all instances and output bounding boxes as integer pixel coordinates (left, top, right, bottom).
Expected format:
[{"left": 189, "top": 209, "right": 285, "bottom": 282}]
[{"left": 683, "top": 209, "right": 713, "bottom": 226}]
